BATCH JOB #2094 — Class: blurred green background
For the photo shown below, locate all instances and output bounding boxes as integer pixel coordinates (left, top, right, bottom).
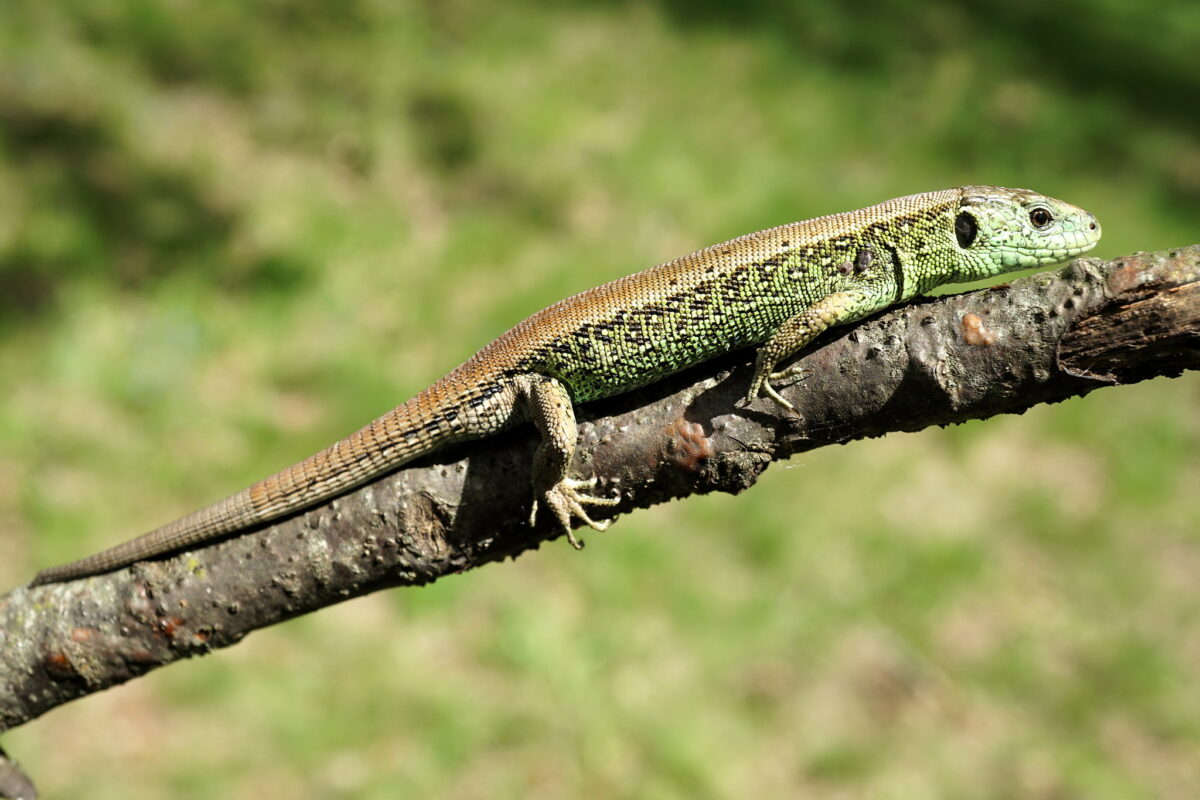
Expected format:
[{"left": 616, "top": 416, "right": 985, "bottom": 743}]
[{"left": 2, "top": 1, "right": 1199, "bottom": 797}]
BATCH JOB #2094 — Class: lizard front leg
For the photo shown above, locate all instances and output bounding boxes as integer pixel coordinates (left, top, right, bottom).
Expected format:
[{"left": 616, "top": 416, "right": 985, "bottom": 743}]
[
  {"left": 746, "top": 290, "right": 869, "bottom": 413},
  {"left": 520, "top": 374, "right": 619, "bottom": 548}
]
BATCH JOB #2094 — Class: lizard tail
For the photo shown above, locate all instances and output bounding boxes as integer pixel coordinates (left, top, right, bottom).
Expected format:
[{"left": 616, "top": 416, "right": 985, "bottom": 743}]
[{"left": 30, "top": 376, "right": 489, "bottom": 586}]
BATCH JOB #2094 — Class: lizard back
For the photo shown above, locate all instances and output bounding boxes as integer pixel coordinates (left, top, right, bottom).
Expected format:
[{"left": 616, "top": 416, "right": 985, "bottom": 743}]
[{"left": 473, "top": 188, "right": 958, "bottom": 401}]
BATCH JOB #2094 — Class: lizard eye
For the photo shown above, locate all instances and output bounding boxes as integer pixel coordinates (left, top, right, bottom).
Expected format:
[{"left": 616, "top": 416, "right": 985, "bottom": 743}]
[
  {"left": 1028, "top": 207, "right": 1053, "bottom": 229},
  {"left": 955, "top": 212, "right": 977, "bottom": 248}
]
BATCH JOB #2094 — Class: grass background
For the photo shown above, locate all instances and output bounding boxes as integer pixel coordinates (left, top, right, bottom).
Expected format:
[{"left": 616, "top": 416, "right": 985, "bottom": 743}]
[{"left": 2, "top": 1, "right": 1198, "bottom": 797}]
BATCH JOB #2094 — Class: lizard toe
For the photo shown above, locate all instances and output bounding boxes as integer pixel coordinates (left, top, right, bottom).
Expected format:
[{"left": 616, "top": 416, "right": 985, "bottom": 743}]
[
  {"left": 761, "top": 381, "right": 797, "bottom": 413},
  {"left": 532, "top": 477, "right": 620, "bottom": 548},
  {"left": 768, "top": 364, "right": 811, "bottom": 386}
]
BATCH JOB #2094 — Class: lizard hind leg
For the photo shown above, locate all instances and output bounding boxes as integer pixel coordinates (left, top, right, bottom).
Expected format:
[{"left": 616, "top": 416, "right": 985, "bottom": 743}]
[{"left": 521, "top": 374, "right": 620, "bottom": 548}]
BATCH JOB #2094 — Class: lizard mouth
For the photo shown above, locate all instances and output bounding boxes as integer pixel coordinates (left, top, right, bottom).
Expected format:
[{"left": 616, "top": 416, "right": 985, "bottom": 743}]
[
  {"left": 1046, "top": 241, "right": 1098, "bottom": 262},
  {"left": 1061, "top": 239, "right": 1100, "bottom": 258},
  {"left": 1025, "top": 224, "right": 1102, "bottom": 264}
]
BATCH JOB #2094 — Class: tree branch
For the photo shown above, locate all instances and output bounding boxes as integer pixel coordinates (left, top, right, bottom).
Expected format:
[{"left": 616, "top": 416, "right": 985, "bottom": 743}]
[{"left": 2, "top": 244, "right": 1197, "bottom": 735}]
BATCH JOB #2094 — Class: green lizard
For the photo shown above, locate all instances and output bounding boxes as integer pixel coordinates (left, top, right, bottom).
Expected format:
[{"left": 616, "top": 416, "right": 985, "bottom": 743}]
[{"left": 30, "top": 186, "right": 1101, "bottom": 586}]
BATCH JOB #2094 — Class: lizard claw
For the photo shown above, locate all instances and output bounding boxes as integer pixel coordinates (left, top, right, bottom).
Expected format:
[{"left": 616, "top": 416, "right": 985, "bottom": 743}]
[{"left": 530, "top": 476, "right": 620, "bottom": 549}]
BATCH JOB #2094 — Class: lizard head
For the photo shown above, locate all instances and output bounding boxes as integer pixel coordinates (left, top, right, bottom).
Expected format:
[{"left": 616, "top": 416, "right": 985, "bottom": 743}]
[{"left": 952, "top": 186, "right": 1101, "bottom": 280}]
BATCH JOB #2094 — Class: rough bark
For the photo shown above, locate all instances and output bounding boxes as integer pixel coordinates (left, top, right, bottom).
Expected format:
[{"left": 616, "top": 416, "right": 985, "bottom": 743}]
[{"left": 1, "top": 244, "right": 1197, "bottom": 741}]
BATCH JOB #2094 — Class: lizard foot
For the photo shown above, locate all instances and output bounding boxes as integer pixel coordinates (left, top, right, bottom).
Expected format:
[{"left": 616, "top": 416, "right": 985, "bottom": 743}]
[
  {"left": 744, "top": 374, "right": 805, "bottom": 417},
  {"left": 530, "top": 476, "right": 621, "bottom": 549}
]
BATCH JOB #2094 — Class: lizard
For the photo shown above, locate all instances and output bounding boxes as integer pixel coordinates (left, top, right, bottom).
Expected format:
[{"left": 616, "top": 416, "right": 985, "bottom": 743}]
[{"left": 30, "top": 185, "right": 1101, "bottom": 586}]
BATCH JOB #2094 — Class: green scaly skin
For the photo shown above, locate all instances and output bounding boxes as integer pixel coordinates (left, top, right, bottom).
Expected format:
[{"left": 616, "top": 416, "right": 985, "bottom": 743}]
[{"left": 31, "top": 186, "right": 1101, "bottom": 586}]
